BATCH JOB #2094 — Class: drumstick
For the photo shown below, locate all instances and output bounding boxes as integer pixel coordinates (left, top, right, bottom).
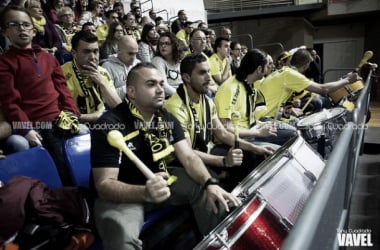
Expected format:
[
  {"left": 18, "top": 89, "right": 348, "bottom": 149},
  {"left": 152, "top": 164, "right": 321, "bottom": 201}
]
[
  {"left": 301, "top": 93, "right": 316, "bottom": 113},
  {"left": 107, "top": 130, "right": 156, "bottom": 179},
  {"left": 107, "top": 130, "right": 178, "bottom": 185},
  {"left": 354, "top": 51, "right": 373, "bottom": 73},
  {"left": 231, "top": 112, "right": 240, "bottom": 148}
]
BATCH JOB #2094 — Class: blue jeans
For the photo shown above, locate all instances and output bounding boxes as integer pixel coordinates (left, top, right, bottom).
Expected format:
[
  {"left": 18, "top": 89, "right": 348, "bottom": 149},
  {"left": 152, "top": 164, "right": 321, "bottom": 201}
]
[{"left": 6, "top": 134, "right": 30, "bottom": 153}]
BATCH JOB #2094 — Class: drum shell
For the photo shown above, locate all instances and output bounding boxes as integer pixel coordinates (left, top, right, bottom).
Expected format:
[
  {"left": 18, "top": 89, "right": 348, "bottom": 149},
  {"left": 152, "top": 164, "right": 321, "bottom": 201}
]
[
  {"left": 329, "top": 80, "right": 364, "bottom": 103},
  {"left": 194, "top": 136, "right": 325, "bottom": 250},
  {"left": 296, "top": 108, "right": 347, "bottom": 143}
]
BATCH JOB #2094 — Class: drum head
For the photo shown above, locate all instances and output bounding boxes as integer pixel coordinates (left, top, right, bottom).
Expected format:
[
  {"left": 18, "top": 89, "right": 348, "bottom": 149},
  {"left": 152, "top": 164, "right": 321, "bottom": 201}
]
[{"left": 297, "top": 107, "right": 346, "bottom": 128}]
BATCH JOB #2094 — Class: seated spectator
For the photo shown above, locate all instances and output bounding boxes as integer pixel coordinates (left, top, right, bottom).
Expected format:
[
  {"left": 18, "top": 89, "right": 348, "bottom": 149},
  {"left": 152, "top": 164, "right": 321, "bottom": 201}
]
[
  {"left": 176, "top": 21, "right": 193, "bottom": 50},
  {"left": 78, "top": 0, "right": 104, "bottom": 27},
  {"left": 137, "top": 23, "right": 158, "bottom": 62},
  {"left": 229, "top": 41, "right": 242, "bottom": 75},
  {"left": 74, "top": 0, "right": 89, "bottom": 23},
  {"left": 152, "top": 32, "right": 182, "bottom": 98},
  {"left": 61, "top": 31, "right": 121, "bottom": 123},
  {"left": 171, "top": 9, "right": 187, "bottom": 34},
  {"left": 0, "top": 6, "right": 81, "bottom": 185},
  {"left": 55, "top": 6, "right": 81, "bottom": 53},
  {"left": 165, "top": 54, "right": 275, "bottom": 190},
  {"left": 91, "top": 62, "right": 240, "bottom": 249},
  {"left": 26, "top": 0, "right": 62, "bottom": 54},
  {"left": 96, "top": 9, "right": 119, "bottom": 45},
  {"left": 81, "top": 21, "right": 97, "bottom": 35},
  {"left": 99, "top": 21, "right": 125, "bottom": 62},
  {"left": 215, "top": 49, "right": 295, "bottom": 146},
  {"left": 49, "top": 0, "right": 65, "bottom": 24},
  {"left": 122, "top": 12, "right": 141, "bottom": 41},
  {"left": 112, "top": 1, "right": 124, "bottom": 21},
  {"left": 102, "top": 35, "right": 140, "bottom": 99},
  {"left": 209, "top": 37, "right": 231, "bottom": 86}
]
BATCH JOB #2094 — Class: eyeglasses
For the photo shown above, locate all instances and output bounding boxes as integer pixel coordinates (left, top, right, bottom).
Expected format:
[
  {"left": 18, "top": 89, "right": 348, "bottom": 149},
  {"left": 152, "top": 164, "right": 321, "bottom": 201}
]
[
  {"left": 6, "top": 22, "right": 34, "bottom": 30},
  {"left": 192, "top": 37, "right": 206, "bottom": 41},
  {"left": 159, "top": 42, "right": 172, "bottom": 47},
  {"left": 60, "top": 13, "right": 73, "bottom": 17},
  {"left": 233, "top": 48, "right": 242, "bottom": 51}
]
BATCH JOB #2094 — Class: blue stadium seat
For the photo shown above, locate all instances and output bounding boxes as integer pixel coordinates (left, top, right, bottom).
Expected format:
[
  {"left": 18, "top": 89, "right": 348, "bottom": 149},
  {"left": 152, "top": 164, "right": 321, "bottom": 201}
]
[
  {"left": 63, "top": 133, "right": 91, "bottom": 188},
  {"left": 0, "top": 147, "right": 62, "bottom": 188}
]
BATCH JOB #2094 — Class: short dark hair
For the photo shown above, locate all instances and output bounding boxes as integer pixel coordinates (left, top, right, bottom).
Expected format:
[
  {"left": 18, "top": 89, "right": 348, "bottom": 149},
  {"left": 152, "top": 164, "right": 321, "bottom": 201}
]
[
  {"left": 127, "top": 62, "right": 157, "bottom": 86},
  {"left": 236, "top": 49, "right": 267, "bottom": 82},
  {"left": 180, "top": 53, "right": 208, "bottom": 76},
  {"left": 213, "top": 37, "right": 230, "bottom": 51},
  {"left": 71, "top": 30, "right": 98, "bottom": 51},
  {"left": 290, "top": 48, "right": 313, "bottom": 68},
  {"left": 105, "top": 9, "right": 117, "bottom": 19}
]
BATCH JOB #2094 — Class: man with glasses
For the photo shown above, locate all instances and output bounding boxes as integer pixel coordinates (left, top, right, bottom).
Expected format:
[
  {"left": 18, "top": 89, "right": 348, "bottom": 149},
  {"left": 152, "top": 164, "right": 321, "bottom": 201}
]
[
  {"left": 55, "top": 6, "right": 81, "bottom": 53},
  {"left": 229, "top": 41, "right": 242, "bottom": 75},
  {"left": 102, "top": 35, "right": 141, "bottom": 99},
  {"left": 0, "top": 6, "right": 81, "bottom": 185}
]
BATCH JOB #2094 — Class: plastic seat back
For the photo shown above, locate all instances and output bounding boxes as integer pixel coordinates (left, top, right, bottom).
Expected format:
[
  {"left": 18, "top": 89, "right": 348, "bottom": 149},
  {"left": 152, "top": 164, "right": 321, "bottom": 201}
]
[
  {"left": 63, "top": 134, "right": 91, "bottom": 188},
  {"left": 0, "top": 147, "right": 62, "bottom": 188}
]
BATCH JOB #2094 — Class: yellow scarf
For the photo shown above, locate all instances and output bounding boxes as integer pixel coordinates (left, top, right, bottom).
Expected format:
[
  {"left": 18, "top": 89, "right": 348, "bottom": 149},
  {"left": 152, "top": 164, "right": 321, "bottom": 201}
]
[{"left": 32, "top": 16, "right": 46, "bottom": 33}]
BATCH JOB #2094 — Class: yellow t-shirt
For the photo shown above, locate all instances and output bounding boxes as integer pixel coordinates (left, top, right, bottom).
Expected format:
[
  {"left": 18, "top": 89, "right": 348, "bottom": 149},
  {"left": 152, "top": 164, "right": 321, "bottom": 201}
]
[
  {"left": 164, "top": 85, "right": 217, "bottom": 146},
  {"left": 176, "top": 29, "right": 190, "bottom": 45},
  {"left": 96, "top": 24, "right": 108, "bottom": 45},
  {"left": 209, "top": 53, "right": 227, "bottom": 77},
  {"left": 61, "top": 61, "right": 116, "bottom": 114},
  {"left": 215, "top": 76, "right": 256, "bottom": 129},
  {"left": 254, "top": 66, "right": 312, "bottom": 119}
]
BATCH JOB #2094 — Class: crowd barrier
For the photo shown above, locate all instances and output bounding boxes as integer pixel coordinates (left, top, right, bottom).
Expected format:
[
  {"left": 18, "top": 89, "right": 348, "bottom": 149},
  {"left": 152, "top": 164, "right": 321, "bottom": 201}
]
[{"left": 282, "top": 70, "right": 373, "bottom": 250}]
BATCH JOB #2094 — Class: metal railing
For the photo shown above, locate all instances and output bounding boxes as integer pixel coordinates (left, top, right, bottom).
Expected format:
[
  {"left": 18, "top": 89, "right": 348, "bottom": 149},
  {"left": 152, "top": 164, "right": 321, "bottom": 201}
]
[
  {"left": 204, "top": 0, "right": 295, "bottom": 12},
  {"left": 282, "top": 70, "right": 374, "bottom": 250}
]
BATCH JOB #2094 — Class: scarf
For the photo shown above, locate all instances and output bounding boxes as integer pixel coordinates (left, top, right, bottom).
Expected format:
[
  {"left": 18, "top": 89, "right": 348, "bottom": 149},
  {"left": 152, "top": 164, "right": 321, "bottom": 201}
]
[
  {"left": 32, "top": 16, "right": 46, "bottom": 33},
  {"left": 125, "top": 98, "right": 174, "bottom": 173}
]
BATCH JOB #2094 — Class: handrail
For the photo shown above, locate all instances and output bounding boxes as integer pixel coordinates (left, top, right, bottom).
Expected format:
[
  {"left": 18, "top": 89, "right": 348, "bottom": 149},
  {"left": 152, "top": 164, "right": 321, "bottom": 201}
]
[
  {"left": 231, "top": 33, "right": 254, "bottom": 50},
  {"left": 282, "top": 70, "right": 373, "bottom": 250},
  {"left": 256, "top": 42, "right": 284, "bottom": 53},
  {"left": 282, "top": 123, "right": 354, "bottom": 250},
  {"left": 155, "top": 9, "right": 169, "bottom": 23}
]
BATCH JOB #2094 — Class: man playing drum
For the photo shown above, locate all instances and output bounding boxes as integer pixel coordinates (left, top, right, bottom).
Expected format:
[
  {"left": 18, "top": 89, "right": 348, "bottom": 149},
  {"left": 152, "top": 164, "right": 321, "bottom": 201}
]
[{"left": 254, "top": 48, "right": 361, "bottom": 121}]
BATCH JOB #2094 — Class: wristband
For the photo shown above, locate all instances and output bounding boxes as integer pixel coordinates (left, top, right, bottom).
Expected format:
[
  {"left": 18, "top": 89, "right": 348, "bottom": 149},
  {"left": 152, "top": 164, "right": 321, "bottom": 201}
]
[
  {"left": 203, "top": 177, "right": 219, "bottom": 189},
  {"left": 222, "top": 156, "right": 227, "bottom": 167}
]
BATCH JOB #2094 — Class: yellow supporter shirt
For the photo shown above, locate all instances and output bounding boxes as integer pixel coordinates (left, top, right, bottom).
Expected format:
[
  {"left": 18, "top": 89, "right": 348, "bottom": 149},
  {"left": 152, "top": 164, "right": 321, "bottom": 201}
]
[
  {"left": 209, "top": 53, "right": 227, "bottom": 77},
  {"left": 254, "top": 66, "right": 312, "bottom": 119},
  {"left": 215, "top": 76, "right": 255, "bottom": 129},
  {"left": 61, "top": 61, "right": 116, "bottom": 114},
  {"left": 164, "top": 85, "right": 218, "bottom": 147},
  {"left": 96, "top": 24, "right": 108, "bottom": 45}
]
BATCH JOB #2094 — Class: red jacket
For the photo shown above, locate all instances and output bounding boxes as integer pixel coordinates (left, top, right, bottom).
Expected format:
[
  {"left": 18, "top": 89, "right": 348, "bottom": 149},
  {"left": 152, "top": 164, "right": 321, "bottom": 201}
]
[{"left": 0, "top": 45, "right": 79, "bottom": 135}]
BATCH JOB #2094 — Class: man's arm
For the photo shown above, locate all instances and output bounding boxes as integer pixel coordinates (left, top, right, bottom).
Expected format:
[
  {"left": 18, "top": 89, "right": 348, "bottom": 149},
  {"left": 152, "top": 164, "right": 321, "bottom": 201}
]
[
  {"left": 214, "top": 118, "right": 275, "bottom": 155},
  {"left": 173, "top": 139, "right": 241, "bottom": 213},
  {"left": 211, "top": 60, "right": 231, "bottom": 86},
  {"left": 93, "top": 167, "right": 170, "bottom": 203},
  {"left": 306, "top": 72, "right": 360, "bottom": 95}
]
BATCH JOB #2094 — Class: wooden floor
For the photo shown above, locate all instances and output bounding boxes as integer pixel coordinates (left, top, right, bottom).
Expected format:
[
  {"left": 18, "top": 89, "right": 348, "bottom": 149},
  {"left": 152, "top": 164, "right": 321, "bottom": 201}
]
[{"left": 368, "top": 101, "right": 380, "bottom": 128}]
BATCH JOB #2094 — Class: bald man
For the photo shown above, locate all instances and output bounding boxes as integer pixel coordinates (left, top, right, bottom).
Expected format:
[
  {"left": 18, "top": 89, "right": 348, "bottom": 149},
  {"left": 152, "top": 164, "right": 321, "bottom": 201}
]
[{"left": 102, "top": 35, "right": 141, "bottom": 99}]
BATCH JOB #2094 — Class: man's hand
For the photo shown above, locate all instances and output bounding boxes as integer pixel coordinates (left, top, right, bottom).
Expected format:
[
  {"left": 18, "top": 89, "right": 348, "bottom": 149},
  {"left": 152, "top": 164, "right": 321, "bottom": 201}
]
[
  {"left": 25, "top": 130, "right": 42, "bottom": 147},
  {"left": 144, "top": 172, "right": 171, "bottom": 203},
  {"left": 206, "top": 185, "right": 241, "bottom": 214},
  {"left": 253, "top": 121, "right": 277, "bottom": 137},
  {"left": 345, "top": 72, "right": 361, "bottom": 84},
  {"left": 225, "top": 148, "right": 243, "bottom": 167},
  {"left": 81, "top": 61, "right": 105, "bottom": 86}
]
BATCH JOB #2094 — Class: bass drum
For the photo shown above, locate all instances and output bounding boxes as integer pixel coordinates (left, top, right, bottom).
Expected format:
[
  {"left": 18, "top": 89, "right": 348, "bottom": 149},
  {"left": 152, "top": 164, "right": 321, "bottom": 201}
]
[{"left": 194, "top": 136, "right": 325, "bottom": 250}]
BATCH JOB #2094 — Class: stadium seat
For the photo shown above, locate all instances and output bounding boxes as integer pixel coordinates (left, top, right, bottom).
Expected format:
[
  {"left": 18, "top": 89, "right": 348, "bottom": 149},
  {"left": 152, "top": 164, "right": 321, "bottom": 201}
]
[
  {"left": 63, "top": 133, "right": 91, "bottom": 188},
  {"left": 0, "top": 147, "right": 62, "bottom": 188}
]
